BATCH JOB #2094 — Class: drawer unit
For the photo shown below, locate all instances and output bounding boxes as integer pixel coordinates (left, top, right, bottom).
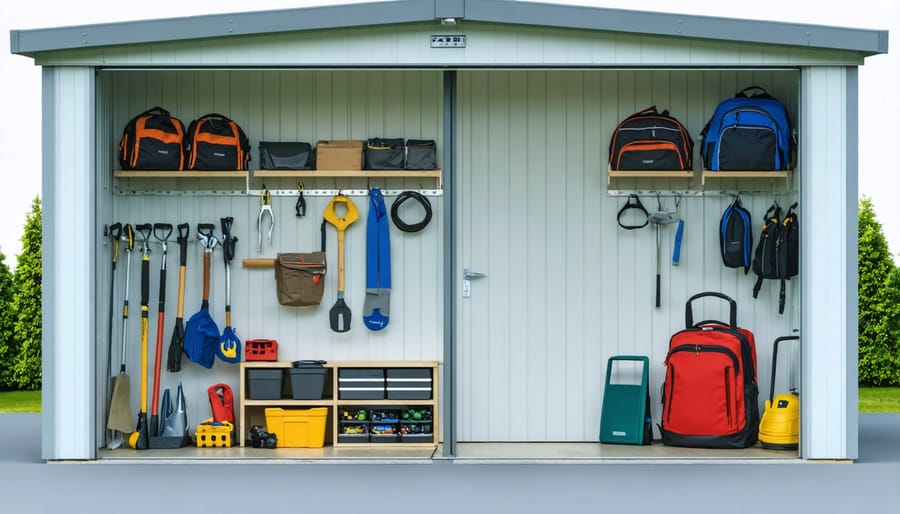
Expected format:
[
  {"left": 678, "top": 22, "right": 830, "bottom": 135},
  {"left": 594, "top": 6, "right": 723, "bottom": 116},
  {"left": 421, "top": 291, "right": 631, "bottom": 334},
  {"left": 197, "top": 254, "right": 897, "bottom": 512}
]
[
  {"left": 338, "top": 368, "right": 385, "bottom": 400},
  {"left": 386, "top": 368, "right": 432, "bottom": 400}
]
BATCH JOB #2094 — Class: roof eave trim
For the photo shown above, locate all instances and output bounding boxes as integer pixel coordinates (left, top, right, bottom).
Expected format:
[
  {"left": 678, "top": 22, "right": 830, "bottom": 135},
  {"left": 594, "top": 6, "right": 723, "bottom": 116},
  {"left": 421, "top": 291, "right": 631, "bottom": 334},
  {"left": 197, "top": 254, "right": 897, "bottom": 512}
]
[
  {"left": 469, "top": 0, "right": 888, "bottom": 56},
  {"left": 10, "top": 0, "right": 434, "bottom": 55}
]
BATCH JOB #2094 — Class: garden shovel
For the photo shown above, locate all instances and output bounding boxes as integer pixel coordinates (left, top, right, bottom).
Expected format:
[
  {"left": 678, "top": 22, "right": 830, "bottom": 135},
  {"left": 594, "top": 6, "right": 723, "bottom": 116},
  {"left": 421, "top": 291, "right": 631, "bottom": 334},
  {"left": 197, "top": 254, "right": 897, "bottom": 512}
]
[
  {"left": 324, "top": 194, "right": 359, "bottom": 333},
  {"left": 107, "top": 224, "right": 133, "bottom": 449},
  {"left": 166, "top": 223, "right": 190, "bottom": 372},
  {"left": 217, "top": 217, "right": 241, "bottom": 363}
]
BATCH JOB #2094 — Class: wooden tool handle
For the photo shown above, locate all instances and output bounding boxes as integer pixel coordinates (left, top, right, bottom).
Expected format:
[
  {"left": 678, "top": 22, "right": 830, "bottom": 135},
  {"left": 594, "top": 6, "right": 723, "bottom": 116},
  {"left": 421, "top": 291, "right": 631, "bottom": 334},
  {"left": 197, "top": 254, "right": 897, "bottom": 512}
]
[{"left": 242, "top": 258, "right": 276, "bottom": 268}]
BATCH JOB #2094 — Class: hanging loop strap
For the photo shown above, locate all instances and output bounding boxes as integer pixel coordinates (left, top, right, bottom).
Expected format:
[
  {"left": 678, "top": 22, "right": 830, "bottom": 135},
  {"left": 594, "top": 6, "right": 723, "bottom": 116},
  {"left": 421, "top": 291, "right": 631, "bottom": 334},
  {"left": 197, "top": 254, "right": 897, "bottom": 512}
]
[
  {"left": 617, "top": 194, "right": 649, "bottom": 230},
  {"left": 390, "top": 191, "right": 432, "bottom": 233}
]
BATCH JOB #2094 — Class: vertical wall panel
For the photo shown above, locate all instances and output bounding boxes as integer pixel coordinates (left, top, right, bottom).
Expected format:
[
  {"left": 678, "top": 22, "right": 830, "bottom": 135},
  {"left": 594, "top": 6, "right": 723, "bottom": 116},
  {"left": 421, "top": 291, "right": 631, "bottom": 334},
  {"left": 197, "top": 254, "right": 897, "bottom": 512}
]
[
  {"left": 44, "top": 67, "right": 96, "bottom": 459},
  {"left": 104, "top": 70, "right": 443, "bottom": 434},
  {"left": 458, "top": 69, "right": 800, "bottom": 442}
]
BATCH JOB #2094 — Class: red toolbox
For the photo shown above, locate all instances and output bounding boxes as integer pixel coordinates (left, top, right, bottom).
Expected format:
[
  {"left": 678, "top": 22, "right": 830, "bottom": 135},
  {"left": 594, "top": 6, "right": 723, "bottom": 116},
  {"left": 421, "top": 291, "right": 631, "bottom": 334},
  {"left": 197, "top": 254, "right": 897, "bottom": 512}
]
[{"left": 245, "top": 339, "right": 278, "bottom": 361}]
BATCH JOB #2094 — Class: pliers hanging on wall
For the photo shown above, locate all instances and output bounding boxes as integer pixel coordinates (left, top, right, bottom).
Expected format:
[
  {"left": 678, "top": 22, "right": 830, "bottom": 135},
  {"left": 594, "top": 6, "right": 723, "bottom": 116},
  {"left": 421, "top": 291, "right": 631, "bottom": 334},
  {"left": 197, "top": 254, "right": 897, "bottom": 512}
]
[{"left": 257, "top": 186, "right": 274, "bottom": 253}]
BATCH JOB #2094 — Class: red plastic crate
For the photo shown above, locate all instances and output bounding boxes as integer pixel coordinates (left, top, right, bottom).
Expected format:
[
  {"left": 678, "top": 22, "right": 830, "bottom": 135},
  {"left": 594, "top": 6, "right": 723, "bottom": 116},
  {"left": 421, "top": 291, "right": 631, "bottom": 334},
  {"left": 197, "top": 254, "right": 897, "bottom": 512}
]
[{"left": 245, "top": 339, "right": 278, "bottom": 361}]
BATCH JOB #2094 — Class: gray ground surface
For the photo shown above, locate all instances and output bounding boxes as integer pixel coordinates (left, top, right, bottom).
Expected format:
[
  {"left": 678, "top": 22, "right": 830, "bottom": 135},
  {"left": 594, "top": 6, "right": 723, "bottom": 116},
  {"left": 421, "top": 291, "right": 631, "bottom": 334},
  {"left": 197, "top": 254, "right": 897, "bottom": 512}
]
[{"left": 1, "top": 413, "right": 897, "bottom": 513}]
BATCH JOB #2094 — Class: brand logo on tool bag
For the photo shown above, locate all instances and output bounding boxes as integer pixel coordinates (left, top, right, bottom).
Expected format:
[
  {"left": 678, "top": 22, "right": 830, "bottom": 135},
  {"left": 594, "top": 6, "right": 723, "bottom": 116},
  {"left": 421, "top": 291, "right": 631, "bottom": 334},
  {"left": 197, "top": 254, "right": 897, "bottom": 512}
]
[
  {"left": 157, "top": 149, "right": 169, "bottom": 155},
  {"left": 214, "top": 152, "right": 226, "bottom": 157},
  {"left": 642, "top": 159, "right": 655, "bottom": 164}
]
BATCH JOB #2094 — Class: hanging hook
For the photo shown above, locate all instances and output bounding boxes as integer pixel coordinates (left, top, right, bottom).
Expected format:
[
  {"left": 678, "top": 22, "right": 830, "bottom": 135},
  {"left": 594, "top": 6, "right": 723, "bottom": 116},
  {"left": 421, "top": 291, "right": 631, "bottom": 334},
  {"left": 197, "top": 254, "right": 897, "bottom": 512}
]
[{"left": 295, "top": 182, "right": 307, "bottom": 217}]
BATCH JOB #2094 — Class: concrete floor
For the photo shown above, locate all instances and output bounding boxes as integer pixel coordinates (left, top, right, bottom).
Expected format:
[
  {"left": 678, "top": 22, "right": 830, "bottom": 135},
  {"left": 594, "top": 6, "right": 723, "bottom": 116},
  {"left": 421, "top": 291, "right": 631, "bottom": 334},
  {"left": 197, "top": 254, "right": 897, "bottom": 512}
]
[{"left": 1, "top": 413, "right": 897, "bottom": 513}]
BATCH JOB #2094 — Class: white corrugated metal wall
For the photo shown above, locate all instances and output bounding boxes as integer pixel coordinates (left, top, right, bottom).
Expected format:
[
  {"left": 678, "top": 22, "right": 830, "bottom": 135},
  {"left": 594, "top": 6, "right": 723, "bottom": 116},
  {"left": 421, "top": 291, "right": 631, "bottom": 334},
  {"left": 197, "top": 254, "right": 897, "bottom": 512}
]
[
  {"left": 96, "top": 70, "right": 445, "bottom": 435},
  {"left": 456, "top": 69, "right": 801, "bottom": 442}
]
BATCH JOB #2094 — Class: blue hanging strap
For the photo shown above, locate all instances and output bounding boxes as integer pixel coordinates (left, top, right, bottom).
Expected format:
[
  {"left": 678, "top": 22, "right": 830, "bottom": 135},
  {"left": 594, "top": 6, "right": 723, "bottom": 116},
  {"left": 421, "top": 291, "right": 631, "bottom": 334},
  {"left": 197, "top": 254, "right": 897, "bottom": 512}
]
[{"left": 363, "top": 189, "right": 391, "bottom": 331}]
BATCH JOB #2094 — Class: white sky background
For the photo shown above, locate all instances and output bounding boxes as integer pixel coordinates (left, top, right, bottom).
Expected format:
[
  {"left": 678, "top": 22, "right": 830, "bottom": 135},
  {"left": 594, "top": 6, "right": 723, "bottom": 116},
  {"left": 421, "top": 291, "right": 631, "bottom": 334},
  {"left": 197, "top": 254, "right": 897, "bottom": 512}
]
[{"left": 2, "top": 0, "right": 898, "bottom": 265}]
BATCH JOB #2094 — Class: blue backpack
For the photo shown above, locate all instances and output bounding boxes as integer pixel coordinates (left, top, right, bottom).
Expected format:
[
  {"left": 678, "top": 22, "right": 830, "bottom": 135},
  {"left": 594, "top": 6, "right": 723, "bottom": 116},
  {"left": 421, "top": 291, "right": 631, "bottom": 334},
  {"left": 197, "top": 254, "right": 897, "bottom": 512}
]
[
  {"left": 720, "top": 196, "right": 753, "bottom": 274},
  {"left": 701, "top": 87, "right": 793, "bottom": 171}
]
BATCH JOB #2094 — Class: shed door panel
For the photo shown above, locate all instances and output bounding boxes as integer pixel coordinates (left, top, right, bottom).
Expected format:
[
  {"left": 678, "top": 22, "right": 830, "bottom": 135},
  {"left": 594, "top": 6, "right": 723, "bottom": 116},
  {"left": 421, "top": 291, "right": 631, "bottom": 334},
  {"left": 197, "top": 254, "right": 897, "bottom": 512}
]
[{"left": 456, "top": 71, "right": 602, "bottom": 442}]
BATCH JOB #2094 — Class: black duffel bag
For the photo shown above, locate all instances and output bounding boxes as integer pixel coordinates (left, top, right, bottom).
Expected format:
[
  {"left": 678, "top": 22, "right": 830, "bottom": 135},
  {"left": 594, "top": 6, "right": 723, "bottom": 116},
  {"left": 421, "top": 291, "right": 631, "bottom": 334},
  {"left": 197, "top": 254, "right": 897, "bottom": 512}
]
[
  {"left": 405, "top": 139, "right": 437, "bottom": 170},
  {"left": 259, "top": 141, "right": 314, "bottom": 170},
  {"left": 365, "top": 138, "right": 405, "bottom": 170}
]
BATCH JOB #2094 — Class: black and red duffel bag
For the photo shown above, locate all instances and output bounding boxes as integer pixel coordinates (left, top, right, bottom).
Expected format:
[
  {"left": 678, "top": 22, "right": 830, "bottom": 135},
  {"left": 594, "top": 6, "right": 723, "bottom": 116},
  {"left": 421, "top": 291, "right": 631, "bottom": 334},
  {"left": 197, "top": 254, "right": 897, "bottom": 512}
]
[
  {"left": 608, "top": 106, "right": 693, "bottom": 171},
  {"left": 185, "top": 113, "right": 251, "bottom": 170},
  {"left": 661, "top": 292, "right": 759, "bottom": 449},
  {"left": 119, "top": 107, "right": 186, "bottom": 170}
]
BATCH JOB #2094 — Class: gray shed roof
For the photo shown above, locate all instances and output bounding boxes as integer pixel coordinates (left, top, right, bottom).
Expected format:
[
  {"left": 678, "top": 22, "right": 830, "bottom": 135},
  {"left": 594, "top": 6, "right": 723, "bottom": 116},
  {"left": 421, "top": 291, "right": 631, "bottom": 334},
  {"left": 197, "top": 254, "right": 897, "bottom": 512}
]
[{"left": 10, "top": 0, "right": 889, "bottom": 57}]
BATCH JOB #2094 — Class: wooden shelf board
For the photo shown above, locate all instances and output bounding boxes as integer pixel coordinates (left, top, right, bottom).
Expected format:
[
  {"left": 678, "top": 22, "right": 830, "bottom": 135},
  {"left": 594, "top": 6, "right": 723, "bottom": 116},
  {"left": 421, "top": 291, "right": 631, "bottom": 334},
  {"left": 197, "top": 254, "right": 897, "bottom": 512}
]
[
  {"left": 244, "top": 399, "right": 334, "bottom": 407},
  {"left": 253, "top": 169, "right": 441, "bottom": 179},
  {"left": 332, "top": 442, "right": 436, "bottom": 448},
  {"left": 114, "top": 170, "right": 248, "bottom": 178},
  {"left": 701, "top": 170, "right": 791, "bottom": 185},
  {"left": 336, "top": 399, "right": 435, "bottom": 406},
  {"left": 608, "top": 170, "right": 694, "bottom": 178}
]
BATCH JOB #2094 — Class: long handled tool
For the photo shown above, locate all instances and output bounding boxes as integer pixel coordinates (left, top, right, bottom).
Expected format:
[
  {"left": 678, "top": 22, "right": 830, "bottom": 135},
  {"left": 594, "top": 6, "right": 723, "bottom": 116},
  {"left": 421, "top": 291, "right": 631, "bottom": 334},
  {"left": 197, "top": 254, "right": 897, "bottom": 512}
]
[
  {"left": 103, "top": 223, "right": 121, "bottom": 447},
  {"left": 184, "top": 224, "right": 219, "bottom": 368},
  {"left": 149, "top": 223, "right": 172, "bottom": 439},
  {"left": 324, "top": 194, "right": 359, "bottom": 332},
  {"left": 218, "top": 217, "right": 241, "bottom": 363},
  {"left": 648, "top": 196, "right": 679, "bottom": 308},
  {"left": 107, "top": 224, "right": 134, "bottom": 449},
  {"left": 129, "top": 224, "right": 152, "bottom": 450},
  {"left": 166, "top": 223, "right": 190, "bottom": 373}
]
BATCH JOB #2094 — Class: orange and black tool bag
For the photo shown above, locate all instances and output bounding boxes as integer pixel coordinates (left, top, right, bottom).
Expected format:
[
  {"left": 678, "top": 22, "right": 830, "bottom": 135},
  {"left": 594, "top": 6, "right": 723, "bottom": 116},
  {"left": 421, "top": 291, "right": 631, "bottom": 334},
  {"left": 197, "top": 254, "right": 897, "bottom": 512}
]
[
  {"left": 185, "top": 113, "right": 251, "bottom": 170},
  {"left": 661, "top": 292, "right": 759, "bottom": 449},
  {"left": 118, "top": 107, "right": 186, "bottom": 170},
  {"left": 608, "top": 106, "right": 693, "bottom": 171}
]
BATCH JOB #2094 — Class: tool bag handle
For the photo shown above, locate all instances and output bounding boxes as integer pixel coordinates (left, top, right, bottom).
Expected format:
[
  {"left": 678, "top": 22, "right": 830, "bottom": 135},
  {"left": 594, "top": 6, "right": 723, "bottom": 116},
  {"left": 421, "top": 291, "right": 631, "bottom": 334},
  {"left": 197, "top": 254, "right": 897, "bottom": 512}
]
[
  {"left": 685, "top": 291, "right": 737, "bottom": 330},
  {"left": 769, "top": 336, "right": 800, "bottom": 403}
]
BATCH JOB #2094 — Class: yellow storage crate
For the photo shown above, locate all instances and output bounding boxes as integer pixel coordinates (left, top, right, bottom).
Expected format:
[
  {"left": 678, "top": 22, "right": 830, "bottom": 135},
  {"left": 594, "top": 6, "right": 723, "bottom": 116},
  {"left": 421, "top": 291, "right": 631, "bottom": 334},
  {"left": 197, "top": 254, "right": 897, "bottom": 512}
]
[
  {"left": 195, "top": 419, "right": 234, "bottom": 448},
  {"left": 264, "top": 407, "right": 328, "bottom": 448}
]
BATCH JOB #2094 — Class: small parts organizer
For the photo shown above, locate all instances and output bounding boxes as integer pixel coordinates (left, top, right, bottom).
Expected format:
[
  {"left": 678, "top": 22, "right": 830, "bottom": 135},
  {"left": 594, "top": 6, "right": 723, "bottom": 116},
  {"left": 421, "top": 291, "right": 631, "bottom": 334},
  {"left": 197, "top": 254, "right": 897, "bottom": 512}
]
[{"left": 245, "top": 339, "right": 278, "bottom": 361}]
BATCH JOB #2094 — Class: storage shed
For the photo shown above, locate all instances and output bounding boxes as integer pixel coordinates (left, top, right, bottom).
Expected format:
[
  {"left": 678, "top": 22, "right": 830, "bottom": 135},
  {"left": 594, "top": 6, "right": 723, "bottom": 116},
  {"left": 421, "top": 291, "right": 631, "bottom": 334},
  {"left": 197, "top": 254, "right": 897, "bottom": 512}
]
[{"left": 10, "top": 0, "right": 887, "bottom": 461}]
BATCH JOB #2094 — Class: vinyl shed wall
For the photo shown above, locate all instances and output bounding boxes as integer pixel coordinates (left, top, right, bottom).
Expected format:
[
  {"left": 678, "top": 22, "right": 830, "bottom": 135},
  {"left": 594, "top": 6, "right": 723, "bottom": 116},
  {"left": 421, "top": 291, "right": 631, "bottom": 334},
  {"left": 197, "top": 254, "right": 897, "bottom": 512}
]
[{"left": 32, "top": 20, "right": 859, "bottom": 460}]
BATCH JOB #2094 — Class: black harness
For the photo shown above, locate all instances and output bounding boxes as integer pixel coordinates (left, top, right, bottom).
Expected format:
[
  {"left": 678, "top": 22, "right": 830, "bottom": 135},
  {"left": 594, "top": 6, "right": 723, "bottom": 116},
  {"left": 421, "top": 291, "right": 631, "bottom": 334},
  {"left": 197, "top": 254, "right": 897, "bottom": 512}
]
[{"left": 617, "top": 194, "right": 649, "bottom": 230}]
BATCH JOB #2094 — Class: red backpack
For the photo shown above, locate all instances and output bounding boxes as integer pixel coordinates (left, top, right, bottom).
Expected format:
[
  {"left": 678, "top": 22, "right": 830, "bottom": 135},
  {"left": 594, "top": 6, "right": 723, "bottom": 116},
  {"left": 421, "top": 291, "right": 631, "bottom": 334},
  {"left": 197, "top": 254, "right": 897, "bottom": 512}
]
[{"left": 661, "top": 292, "right": 759, "bottom": 449}]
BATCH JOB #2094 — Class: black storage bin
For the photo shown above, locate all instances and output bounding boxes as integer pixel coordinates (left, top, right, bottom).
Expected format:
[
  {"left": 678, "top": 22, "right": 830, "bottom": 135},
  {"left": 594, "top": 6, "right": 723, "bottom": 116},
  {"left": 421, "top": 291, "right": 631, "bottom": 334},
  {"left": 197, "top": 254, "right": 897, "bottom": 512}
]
[
  {"left": 338, "top": 368, "right": 385, "bottom": 399},
  {"left": 386, "top": 368, "right": 432, "bottom": 400},
  {"left": 259, "top": 141, "right": 313, "bottom": 170},
  {"left": 338, "top": 420, "right": 370, "bottom": 443},
  {"left": 400, "top": 422, "right": 434, "bottom": 444},
  {"left": 365, "top": 138, "right": 405, "bottom": 170},
  {"left": 247, "top": 369, "right": 283, "bottom": 400},
  {"left": 405, "top": 139, "right": 437, "bottom": 170},
  {"left": 289, "top": 360, "right": 328, "bottom": 400}
]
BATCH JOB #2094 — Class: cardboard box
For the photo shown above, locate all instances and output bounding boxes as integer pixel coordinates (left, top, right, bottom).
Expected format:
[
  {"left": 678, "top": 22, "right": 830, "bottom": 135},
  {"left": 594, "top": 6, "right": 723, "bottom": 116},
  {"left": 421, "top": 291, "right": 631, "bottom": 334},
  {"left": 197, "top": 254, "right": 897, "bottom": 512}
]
[{"left": 315, "top": 140, "right": 364, "bottom": 170}]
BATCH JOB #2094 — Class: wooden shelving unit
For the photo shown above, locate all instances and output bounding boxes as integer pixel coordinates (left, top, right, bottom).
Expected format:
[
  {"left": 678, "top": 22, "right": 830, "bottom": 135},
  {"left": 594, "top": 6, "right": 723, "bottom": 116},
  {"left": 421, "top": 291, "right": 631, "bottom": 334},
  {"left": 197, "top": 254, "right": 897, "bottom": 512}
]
[
  {"left": 239, "top": 360, "right": 440, "bottom": 449},
  {"left": 253, "top": 169, "right": 442, "bottom": 189},
  {"left": 112, "top": 169, "right": 443, "bottom": 193}
]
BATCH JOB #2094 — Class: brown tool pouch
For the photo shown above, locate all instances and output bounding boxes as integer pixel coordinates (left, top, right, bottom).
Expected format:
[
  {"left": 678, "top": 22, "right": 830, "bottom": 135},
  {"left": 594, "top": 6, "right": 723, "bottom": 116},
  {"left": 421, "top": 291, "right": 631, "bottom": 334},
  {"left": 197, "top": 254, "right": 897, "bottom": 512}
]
[{"left": 275, "top": 252, "right": 327, "bottom": 306}]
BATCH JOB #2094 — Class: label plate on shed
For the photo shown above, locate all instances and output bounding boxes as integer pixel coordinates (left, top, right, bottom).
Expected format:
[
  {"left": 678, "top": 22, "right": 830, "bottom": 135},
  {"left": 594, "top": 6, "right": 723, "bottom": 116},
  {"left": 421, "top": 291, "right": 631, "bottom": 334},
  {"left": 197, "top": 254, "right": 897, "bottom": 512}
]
[{"left": 431, "top": 35, "right": 466, "bottom": 48}]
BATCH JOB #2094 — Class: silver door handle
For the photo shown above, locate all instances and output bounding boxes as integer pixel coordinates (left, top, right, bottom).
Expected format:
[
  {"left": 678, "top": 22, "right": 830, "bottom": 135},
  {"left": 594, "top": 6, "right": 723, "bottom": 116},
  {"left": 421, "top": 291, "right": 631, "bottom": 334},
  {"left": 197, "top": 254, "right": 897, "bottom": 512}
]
[
  {"left": 464, "top": 268, "right": 486, "bottom": 280},
  {"left": 463, "top": 268, "right": 486, "bottom": 298}
]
